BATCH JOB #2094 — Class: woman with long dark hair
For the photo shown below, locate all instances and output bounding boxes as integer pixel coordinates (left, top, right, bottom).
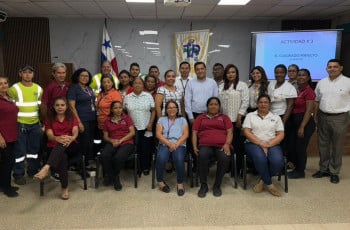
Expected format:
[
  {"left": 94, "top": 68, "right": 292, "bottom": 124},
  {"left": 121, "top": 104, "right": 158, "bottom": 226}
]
[{"left": 248, "top": 66, "right": 269, "bottom": 112}]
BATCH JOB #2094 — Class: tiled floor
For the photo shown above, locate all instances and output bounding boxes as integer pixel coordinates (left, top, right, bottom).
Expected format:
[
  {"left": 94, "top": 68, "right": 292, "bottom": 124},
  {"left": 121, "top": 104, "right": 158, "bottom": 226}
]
[{"left": 1, "top": 156, "right": 350, "bottom": 229}]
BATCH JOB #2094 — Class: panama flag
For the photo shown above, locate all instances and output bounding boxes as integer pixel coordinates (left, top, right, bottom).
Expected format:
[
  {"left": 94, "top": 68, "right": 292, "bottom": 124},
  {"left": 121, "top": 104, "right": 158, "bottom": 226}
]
[{"left": 101, "top": 25, "right": 119, "bottom": 76}]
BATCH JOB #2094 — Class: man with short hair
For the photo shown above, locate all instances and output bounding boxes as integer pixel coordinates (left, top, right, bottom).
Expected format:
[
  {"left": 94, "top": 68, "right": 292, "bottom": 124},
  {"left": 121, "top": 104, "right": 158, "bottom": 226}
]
[
  {"left": 312, "top": 59, "right": 350, "bottom": 184},
  {"left": 175, "top": 61, "right": 192, "bottom": 96},
  {"left": 8, "top": 65, "right": 43, "bottom": 185},
  {"left": 149, "top": 65, "right": 165, "bottom": 88},
  {"left": 90, "top": 60, "right": 119, "bottom": 95},
  {"left": 212, "top": 63, "right": 225, "bottom": 89},
  {"left": 185, "top": 62, "right": 219, "bottom": 124}
]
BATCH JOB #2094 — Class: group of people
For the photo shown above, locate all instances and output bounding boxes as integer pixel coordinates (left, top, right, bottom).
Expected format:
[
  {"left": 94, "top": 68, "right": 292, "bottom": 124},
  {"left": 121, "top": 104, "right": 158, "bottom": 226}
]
[{"left": 0, "top": 58, "right": 349, "bottom": 200}]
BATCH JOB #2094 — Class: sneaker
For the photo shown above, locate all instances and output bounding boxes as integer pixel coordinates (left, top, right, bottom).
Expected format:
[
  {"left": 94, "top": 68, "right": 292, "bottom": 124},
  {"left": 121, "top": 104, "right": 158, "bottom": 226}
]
[
  {"left": 114, "top": 176, "right": 122, "bottom": 191},
  {"left": 14, "top": 177, "right": 26, "bottom": 185},
  {"left": 3, "top": 187, "right": 19, "bottom": 198},
  {"left": 213, "top": 186, "right": 222, "bottom": 197},
  {"left": 286, "top": 162, "right": 295, "bottom": 170},
  {"left": 197, "top": 183, "right": 209, "bottom": 198}
]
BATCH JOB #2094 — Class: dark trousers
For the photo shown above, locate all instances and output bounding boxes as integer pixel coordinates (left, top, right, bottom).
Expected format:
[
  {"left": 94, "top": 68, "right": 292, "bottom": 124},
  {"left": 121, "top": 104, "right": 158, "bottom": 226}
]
[
  {"left": 135, "top": 129, "right": 154, "bottom": 171},
  {"left": 46, "top": 143, "right": 80, "bottom": 189},
  {"left": 233, "top": 122, "right": 246, "bottom": 173},
  {"left": 80, "top": 120, "right": 97, "bottom": 163},
  {"left": 100, "top": 143, "right": 134, "bottom": 178},
  {"left": 289, "top": 113, "right": 315, "bottom": 172},
  {"left": 198, "top": 146, "right": 230, "bottom": 187},
  {"left": 0, "top": 142, "right": 15, "bottom": 189}
]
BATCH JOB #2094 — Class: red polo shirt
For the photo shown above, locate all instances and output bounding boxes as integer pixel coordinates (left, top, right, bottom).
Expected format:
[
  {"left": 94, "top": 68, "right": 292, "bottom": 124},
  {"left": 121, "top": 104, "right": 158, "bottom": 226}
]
[
  {"left": 42, "top": 80, "right": 70, "bottom": 109},
  {"left": 0, "top": 95, "right": 19, "bottom": 142},
  {"left": 45, "top": 116, "right": 79, "bottom": 147},
  {"left": 103, "top": 115, "right": 134, "bottom": 146},
  {"left": 192, "top": 113, "right": 233, "bottom": 147},
  {"left": 293, "top": 85, "right": 315, "bottom": 114}
]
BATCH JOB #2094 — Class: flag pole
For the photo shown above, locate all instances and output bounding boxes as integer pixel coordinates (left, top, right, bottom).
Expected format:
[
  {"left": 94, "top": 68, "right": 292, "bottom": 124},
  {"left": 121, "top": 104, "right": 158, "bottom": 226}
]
[{"left": 104, "top": 18, "right": 107, "bottom": 28}]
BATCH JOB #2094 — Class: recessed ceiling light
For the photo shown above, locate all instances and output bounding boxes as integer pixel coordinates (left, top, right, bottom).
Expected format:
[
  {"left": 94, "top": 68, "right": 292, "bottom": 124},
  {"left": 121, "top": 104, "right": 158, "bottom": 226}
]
[
  {"left": 146, "top": 47, "right": 159, "bottom": 50},
  {"left": 218, "top": 0, "right": 250, "bottom": 5},
  {"left": 114, "top": 45, "right": 122, "bottom": 48},
  {"left": 139, "top": 30, "right": 158, "bottom": 35},
  {"left": 218, "top": 45, "right": 231, "bottom": 48},
  {"left": 126, "top": 0, "right": 155, "bottom": 3},
  {"left": 208, "top": 49, "right": 221, "bottom": 54},
  {"left": 143, "top": 41, "right": 159, "bottom": 45}
]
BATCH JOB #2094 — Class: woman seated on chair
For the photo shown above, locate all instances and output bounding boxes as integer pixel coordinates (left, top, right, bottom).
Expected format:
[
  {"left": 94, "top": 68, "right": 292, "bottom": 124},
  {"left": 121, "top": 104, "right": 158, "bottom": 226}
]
[
  {"left": 242, "top": 94, "right": 285, "bottom": 197},
  {"left": 34, "top": 97, "right": 79, "bottom": 200},
  {"left": 156, "top": 100, "right": 188, "bottom": 196},
  {"left": 192, "top": 97, "right": 233, "bottom": 198},
  {"left": 101, "top": 100, "right": 135, "bottom": 191}
]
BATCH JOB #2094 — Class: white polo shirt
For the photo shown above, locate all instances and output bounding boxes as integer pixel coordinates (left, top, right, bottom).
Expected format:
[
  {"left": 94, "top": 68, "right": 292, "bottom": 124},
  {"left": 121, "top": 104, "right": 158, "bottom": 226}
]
[
  {"left": 243, "top": 111, "right": 284, "bottom": 143},
  {"left": 268, "top": 80, "right": 297, "bottom": 115},
  {"left": 315, "top": 74, "right": 350, "bottom": 114}
]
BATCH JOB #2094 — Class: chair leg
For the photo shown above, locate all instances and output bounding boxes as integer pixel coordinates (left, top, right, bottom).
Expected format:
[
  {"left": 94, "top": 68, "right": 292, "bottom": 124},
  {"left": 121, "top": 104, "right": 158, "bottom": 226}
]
[
  {"left": 243, "top": 154, "right": 247, "bottom": 190},
  {"left": 82, "top": 154, "right": 87, "bottom": 190},
  {"left": 40, "top": 180, "right": 44, "bottom": 196},
  {"left": 134, "top": 153, "right": 138, "bottom": 188},
  {"left": 189, "top": 153, "right": 194, "bottom": 188},
  {"left": 95, "top": 151, "right": 101, "bottom": 189},
  {"left": 284, "top": 156, "right": 288, "bottom": 193},
  {"left": 233, "top": 153, "right": 238, "bottom": 189},
  {"left": 151, "top": 152, "right": 156, "bottom": 189}
]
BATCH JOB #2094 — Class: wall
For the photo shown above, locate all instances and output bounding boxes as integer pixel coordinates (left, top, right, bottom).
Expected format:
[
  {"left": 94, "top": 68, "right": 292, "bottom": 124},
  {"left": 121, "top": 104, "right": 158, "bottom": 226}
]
[{"left": 49, "top": 19, "right": 280, "bottom": 81}]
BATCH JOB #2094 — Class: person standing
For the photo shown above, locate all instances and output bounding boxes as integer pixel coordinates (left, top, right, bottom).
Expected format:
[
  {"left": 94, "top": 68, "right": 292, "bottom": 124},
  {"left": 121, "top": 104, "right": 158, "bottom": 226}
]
[
  {"left": 212, "top": 63, "right": 225, "bottom": 89},
  {"left": 8, "top": 65, "right": 43, "bottom": 185},
  {"left": 175, "top": 61, "right": 192, "bottom": 97},
  {"left": 0, "top": 76, "right": 19, "bottom": 197},
  {"left": 312, "top": 59, "right": 350, "bottom": 184},
  {"left": 90, "top": 61, "right": 120, "bottom": 96},
  {"left": 185, "top": 62, "right": 219, "bottom": 124},
  {"left": 287, "top": 64, "right": 299, "bottom": 90}
]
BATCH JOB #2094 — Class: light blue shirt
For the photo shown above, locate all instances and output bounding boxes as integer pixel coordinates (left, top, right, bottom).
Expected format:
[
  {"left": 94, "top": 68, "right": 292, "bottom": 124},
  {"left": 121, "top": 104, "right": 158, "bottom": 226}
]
[
  {"left": 157, "top": 117, "right": 188, "bottom": 146},
  {"left": 185, "top": 78, "right": 219, "bottom": 120}
]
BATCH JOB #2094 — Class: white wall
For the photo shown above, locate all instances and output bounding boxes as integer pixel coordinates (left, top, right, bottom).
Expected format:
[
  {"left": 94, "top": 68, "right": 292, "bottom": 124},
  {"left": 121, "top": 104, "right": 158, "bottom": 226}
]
[{"left": 49, "top": 19, "right": 280, "bottom": 81}]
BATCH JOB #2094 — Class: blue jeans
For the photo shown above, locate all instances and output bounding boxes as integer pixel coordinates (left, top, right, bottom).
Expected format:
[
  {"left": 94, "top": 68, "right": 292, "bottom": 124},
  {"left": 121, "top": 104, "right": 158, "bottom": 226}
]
[
  {"left": 13, "top": 123, "right": 41, "bottom": 178},
  {"left": 245, "top": 142, "right": 283, "bottom": 185},
  {"left": 156, "top": 144, "right": 186, "bottom": 184}
]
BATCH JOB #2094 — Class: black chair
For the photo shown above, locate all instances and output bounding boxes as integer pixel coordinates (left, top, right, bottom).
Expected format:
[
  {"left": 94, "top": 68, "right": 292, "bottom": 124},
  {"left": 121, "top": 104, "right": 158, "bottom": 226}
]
[
  {"left": 194, "top": 150, "right": 238, "bottom": 189},
  {"left": 242, "top": 152, "right": 288, "bottom": 193},
  {"left": 39, "top": 147, "right": 87, "bottom": 196},
  {"left": 95, "top": 145, "right": 140, "bottom": 189},
  {"left": 151, "top": 149, "right": 194, "bottom": 189}
]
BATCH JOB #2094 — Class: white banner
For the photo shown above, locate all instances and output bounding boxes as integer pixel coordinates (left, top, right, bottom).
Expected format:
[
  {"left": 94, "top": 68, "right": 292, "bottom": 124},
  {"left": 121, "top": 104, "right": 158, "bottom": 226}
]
[{"left": 174, "top": 29, "right": 210, "bottom": 78}]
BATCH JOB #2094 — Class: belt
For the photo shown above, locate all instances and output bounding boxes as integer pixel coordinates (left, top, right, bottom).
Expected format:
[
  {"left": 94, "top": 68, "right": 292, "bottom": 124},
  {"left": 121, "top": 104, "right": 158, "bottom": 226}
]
[{"left": 320, "top": 111, "right": 346, "bottom": 116}]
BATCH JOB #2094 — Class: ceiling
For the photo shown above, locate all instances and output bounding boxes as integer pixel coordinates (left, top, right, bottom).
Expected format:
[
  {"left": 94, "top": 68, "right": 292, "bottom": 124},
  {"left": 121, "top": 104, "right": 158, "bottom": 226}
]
[{"left": 1, "top": 0, "right": 350, "bottom": 20}]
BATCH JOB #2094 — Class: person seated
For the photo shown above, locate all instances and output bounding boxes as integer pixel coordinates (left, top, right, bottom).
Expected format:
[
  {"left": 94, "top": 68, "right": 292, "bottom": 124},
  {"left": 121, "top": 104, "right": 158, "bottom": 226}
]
[
  {"left": 34, "top": 97, "right": 79, "bottom": 200},
  {"left": 242, "top": 94, "right": 285, "bottom": 197},
  {"left": 100, "top": 101, "right": 135, "bottom": 191},
  {"left": 192, "top": 97, "right": 233, "bottom": 198},
  {"left": 156, "top": 100, "right": 188, "bottom": 196}
]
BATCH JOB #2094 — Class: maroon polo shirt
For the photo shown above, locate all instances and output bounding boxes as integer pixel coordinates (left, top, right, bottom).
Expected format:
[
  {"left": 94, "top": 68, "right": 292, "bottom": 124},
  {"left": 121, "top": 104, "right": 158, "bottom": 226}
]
[
  {"left": 103, "top": 115, "right": 134, "bottom": 146},
  {"left": 0, "top": 96, "right": 19, "bottom": 142},
  {"left": 192, "top": 113, "right": 233, "bottom": 147},
  {"left": 293, "top": 85, "right": 315, "bottom": 114},
  {"left": 45, "top": 116, "right": 79, "bottom": 147},
  {"left": 42, "top": 80, "right": 70, "bottom": 109}
]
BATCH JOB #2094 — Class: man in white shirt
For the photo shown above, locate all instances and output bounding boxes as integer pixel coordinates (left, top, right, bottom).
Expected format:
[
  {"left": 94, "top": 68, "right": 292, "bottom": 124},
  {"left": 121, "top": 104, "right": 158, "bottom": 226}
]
[
  {"left": 175, "top": 61, "right": 192, "bottom": 96},
  {"left": 313, "top": 59, "right": 350, "bottom": 184}
]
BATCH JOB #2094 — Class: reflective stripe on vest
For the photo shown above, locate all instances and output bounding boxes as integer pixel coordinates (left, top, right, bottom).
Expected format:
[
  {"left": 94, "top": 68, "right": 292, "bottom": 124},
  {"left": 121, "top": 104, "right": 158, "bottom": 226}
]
[
  {"left": 26, "top": 154, "right": 38, "bottom": 159},
  {"left": 15, "top": 156, "right": 25, "bottom": 163},
  {"left": 93, "top": 75, "right": 101, "bottom": 93},
  {"left": 18, "top": 112, "right": 39, "bottom": 117}
]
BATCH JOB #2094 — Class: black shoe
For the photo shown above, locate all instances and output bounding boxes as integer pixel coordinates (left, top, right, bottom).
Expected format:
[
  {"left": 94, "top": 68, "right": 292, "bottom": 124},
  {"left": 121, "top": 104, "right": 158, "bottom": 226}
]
[
  {"left": 103, "top": 177, "right": 112, "bottom": 186},
  {"left": 197, "top": 183, "right": 209, "bottom": 198},
  {"left": 160, "top": 182, "right": 170, "bottom": 193},
  {"left": 177, "top": 186, "right": 185, "bottom": 196},
  {"left": 330, "top": 175, "right": 340, "bottom": 184},
  {"left": 312, "top": 170, "right": 330, "bottom": 178},
  {"left": 50, "top": 172, "right": 60, "bottom": 182},
  {"left": 288, "top": 170, "right": 305, "bottom": 179},
  {"left": 143, "top": 170, "right": 150, "bottom": 176},
  {"left": 0, "top": 186, "right": 19, "bottom": 192},
  {"left": 3, "top": 187, "right": 19, "bottom": 198},
  {"left": 114, "top": 176, "right": 122, "bottom": 191},
  {"left": 213, "top": 186, "right": 222, "bottom": 197}
]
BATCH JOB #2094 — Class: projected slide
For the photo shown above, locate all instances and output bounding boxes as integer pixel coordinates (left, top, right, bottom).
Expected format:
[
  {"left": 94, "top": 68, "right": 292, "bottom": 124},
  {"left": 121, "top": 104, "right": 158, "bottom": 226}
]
[{"left": 253, "top": 31, "right": 341, "bottom": 80}]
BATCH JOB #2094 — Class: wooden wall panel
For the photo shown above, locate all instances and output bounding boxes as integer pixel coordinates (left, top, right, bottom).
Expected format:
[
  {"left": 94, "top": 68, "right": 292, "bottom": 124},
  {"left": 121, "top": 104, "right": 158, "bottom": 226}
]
[{"left": 2, "top": 17, "right": 50, "bottom": 84}]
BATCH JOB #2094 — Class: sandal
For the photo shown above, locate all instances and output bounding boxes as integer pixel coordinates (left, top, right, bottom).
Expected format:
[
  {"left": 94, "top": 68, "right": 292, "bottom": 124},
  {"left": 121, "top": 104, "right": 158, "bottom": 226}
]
[
  {"left": 159, "top": 182, "right": 170, "bottom": 193},
  {"left": 34, "top": 165, "right": 50, "bottom": 180}
]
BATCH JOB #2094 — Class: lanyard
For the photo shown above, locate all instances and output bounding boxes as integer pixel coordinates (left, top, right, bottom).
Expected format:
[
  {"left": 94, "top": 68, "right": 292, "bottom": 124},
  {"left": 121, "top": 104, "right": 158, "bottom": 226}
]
[{"left": 180, "top": 79, "right": 189, "bottom": 94}]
